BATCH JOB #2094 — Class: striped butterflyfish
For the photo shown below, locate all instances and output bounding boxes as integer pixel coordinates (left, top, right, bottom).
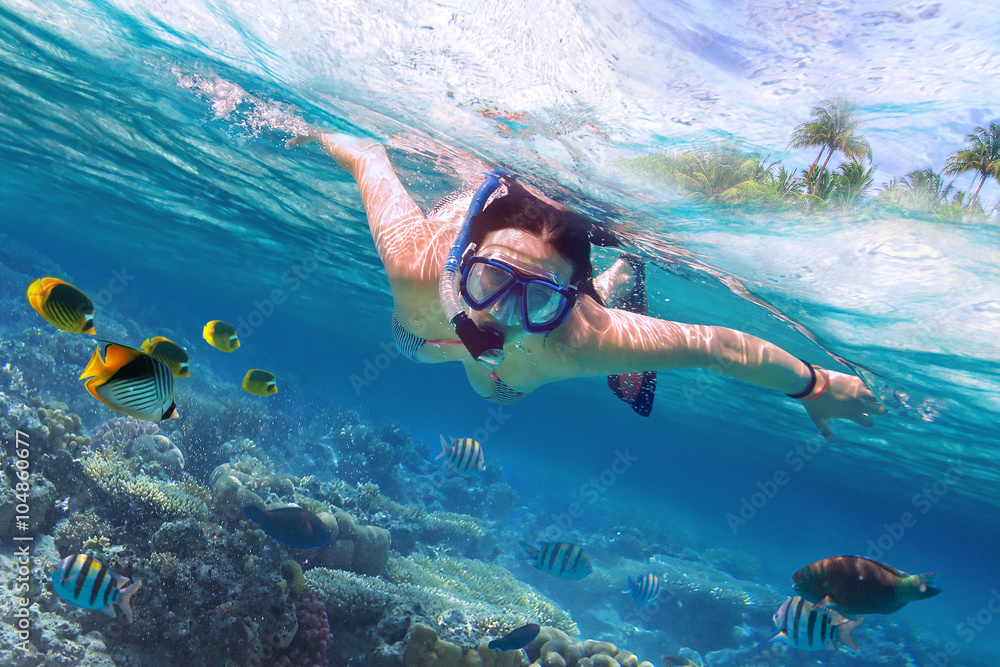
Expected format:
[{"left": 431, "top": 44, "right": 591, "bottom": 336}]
[
  {"left": 202, "top": 320, "right": 240, "bottom": 352},
  {"left": 436, "top": 435, "right": 485, "bottom": 478},
  {"left": 51, "top": 554, "right": 142, "bottom": 622},
  {"left": 26, "top": 277, "right": 95, "bottom": 334},
  {"left": 79, "top": 342, "right": 179, "bottom": 421},
  {"left": 242, "top": 369, "right": 277, "bottom": 396},
  {"left": 770, "top": 595, "right": 862, "bottom": 652},
  {"left": 622, "top": 573, "right": 660, "bottom": 607},
  {"left": 517, "top": 541, "right": 592, "bottom": 580},
  {"left": 140, "top": 336, "right": 190, "bottom": 378}
]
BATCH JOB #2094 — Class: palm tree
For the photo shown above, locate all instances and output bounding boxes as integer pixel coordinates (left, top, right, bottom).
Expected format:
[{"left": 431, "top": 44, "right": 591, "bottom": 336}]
[
  {"left": 671, "top": 145, "right": 771, "bottom": 204},
  {"left": 829, "top": 159, "right": 876, "bottom": 208},
  {"left": 788, "top": 98, "right": 872, "bottom": 193},
  {"left": 943, "top": 123, "right": 1000, "bottom": 210},
  {"left": 875, "top": 169, "right": 952, "bottom": 213}
]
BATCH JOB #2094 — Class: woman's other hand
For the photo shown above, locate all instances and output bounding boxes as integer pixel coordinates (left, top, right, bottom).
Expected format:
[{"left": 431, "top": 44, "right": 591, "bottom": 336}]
[
  {"left": 285, "top": 133, "right": 319, "bottom": 149},
  {"left": 801, "top": 369, "right": 887, "bottom": 443}
]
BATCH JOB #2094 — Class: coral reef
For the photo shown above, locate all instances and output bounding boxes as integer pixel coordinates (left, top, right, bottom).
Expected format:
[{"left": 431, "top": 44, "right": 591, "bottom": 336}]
[
  {"left": 357, "top": 481, "right": 486, "bottom": 553},
  {"left": 402, "top": 624, "right": 659, "bottom": 667},
  {"left": 80, "top": 447, "right": 209, "bottom": 519},
  {"left": 209, "top": 443, "right": 298, "bottom": 519},
  {"left": 26, "top": 400, "right": 90, "bottom": 455},
  {"left": 333, "top": 414, "right": 423, "bottom": 495},
  {"left": 89, "top": 416, "right": 161, "bottom": 451},
  {"left": 307, "top": 509, "right": 391, "bottom": 576},
  {"left": 388, "top": 553, "right": 577, "bottom": 638},
  {"left": 262, "top": 592, "right": 332, "bottom": 667},
  {"left": 305, "top": 550, "right": 577, "bottom": 654},
  {"left": 0, "top": 252, "right": 963, "bottom": 667},
  {"left": 52, "top": 510, "right": 116, "bottom": 556},
  {"left": 279, "top": 560, "right": 305, "bottom": 596},
  {"left": 130, "top": 434, "right": 185, "bottom": 478}
]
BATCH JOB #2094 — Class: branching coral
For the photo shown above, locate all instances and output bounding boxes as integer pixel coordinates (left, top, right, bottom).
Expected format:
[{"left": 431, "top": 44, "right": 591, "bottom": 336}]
[
  {"left": 303, "top": 567, "right": 395, "bottom": 625},
  {"left": 81, "top": 447, "right": 209, "bottom": 519},
  {"left": 53, "top": 510, "right": 115, "bottom": 555},
  {"left": 357, "top": 482, "right": 486, "bottom": 543},
  {"left": 387, "top": 554, "right": 577, "bottom": 637},
  {"left": 306, "top": 552, "right": 577, "bottom": 648}
]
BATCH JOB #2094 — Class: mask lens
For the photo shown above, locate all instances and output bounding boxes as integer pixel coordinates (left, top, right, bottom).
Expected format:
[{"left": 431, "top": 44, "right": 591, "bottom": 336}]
[
  {"left": 489, "top": 291, "right": 522, "bottom": 326},
  {"left": 465, "top": 262, "right": 515, "bottom": 306},
  {"left": 524, "top": 282, "right": 565, "bottom": 326}
]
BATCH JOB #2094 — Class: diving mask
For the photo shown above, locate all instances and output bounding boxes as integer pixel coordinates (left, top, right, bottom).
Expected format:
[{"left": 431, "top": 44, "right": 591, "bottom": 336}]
[{"left": 460, "top": 252, "right": 578, "bottom": 334}]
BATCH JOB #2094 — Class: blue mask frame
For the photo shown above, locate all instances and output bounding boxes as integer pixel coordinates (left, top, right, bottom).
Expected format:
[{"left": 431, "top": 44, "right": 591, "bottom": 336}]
[{"left": 460, "top": 255, "right": 578, "bottom": 333}]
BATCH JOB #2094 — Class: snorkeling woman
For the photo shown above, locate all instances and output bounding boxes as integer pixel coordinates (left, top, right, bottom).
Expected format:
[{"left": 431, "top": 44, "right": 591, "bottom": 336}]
[{"left": 286, "top": 131, "right": 885, "bottom": 442}]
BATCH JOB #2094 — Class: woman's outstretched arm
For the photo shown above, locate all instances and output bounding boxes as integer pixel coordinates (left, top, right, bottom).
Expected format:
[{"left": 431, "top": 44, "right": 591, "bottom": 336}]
[
  {"left": 286, "top": 133, "right": 452, "bottom": 288},
  {"left": 545, "top": 297, "right": 885, "bottom": 441}
]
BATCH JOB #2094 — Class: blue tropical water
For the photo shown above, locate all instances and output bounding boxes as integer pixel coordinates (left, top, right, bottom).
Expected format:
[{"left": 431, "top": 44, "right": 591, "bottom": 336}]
[{"left": 2, "top": 1, "right": 999, "bottom": 666}]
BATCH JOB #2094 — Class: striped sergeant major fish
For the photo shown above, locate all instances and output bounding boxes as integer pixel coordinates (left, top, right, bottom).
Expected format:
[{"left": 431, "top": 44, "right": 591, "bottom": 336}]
[
  {"left": 79, "top": 342, "right": 179, "bottom": 422},
  {"left": 517, "top": 541, "right": 592, "bottom": 580},
  {"left": 622, "top": 573, "right": 660, "bottom": 607},
  {"left": 770, "top": 595, "right": 862, "bottom": 652},
  {"left": 51, "top": 554, "right": 142, "bottom": 622},
  {"left": 436, "top": 435, "right": 485, "bottom": 477}
]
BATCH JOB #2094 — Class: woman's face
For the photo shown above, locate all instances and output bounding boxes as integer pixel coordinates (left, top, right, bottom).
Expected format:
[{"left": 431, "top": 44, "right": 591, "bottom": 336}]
[{"left": 470, "top": 229, "right": 574, "bottom": 340}]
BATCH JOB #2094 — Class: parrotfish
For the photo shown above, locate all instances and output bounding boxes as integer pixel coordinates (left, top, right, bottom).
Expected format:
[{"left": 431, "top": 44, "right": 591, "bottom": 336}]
[
  {"left": 203, "top": 320, "right": 240, "bottom": 352},
  {"left": 793, "top": 555, "right": 941, "bottom": 616},
  {"left": 436, "top": 435, "right": 485, "bottom": 477},
  {"left": 488, "top": 623, "right": 540, "bottom": 651},
  {"left": 770, "top": 595, "right": 862, "bottom": 651},
  {"left": 242, "top": 505, "right": 332, "bottom": 549},
  {"left": 517, "top": 541, "right": 592, "bottom": 580},
  {"left": 242, "top": 369, "right": 277, "bottom": 396},
  {"left": 51, "top": 554, "right": 142, "bottom": 622},
  {"left": 623, "top": 573, "right": 660, "bottom": 607},
  {"left": 140, "top": 336, "right": 191, "bottom": 378},
  {"left": 79, "top": 342, "right": 179, "bottom": 422},
  {"left": 26, "top": 277, "right": 95, "bottom": 334}
]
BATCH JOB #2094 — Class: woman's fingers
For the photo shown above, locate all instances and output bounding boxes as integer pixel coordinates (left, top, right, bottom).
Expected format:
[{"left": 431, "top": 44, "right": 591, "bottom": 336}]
[
  {"left": 285, "top": 134, "right": 316, "bottom": 149},
  {"left": 855, "top": 413, "right": 875, "bottom": 428},
  {"left": 810, "top": 413, "right": 836, "bottom": 443}
]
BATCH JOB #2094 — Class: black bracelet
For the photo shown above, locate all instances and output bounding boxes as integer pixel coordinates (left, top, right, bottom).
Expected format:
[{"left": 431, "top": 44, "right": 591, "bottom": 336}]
[{"left": 786, "top": 360, "right": 817, "bottom": 399}]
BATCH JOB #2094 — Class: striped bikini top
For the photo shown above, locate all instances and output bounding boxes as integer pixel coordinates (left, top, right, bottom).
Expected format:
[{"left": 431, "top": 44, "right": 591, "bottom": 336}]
[{"left": 391, "top": 312, "right": 527, "bottom": 404}]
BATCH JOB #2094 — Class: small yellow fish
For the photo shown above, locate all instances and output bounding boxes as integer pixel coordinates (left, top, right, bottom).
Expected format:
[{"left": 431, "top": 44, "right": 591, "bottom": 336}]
[
  {"left": 203, "top": 320, "right": 240, "bottom": 352},
  {"left": 26, "top": 277, "right": 95, "bottom": 334},
  {"left": 242, "top": 369, "right": 277, "bottom": 396},
  {"left": 80, "top": 342, "right": 179, "bottom": 421},
  {"left": 140, "top": 336, "right": 190, "bottom": 378}
]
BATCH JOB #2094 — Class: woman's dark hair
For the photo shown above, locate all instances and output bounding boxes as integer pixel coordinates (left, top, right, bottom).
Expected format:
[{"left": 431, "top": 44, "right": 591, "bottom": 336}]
[{"left": 468, "top": 180, "right": 604, "bottom": 301}]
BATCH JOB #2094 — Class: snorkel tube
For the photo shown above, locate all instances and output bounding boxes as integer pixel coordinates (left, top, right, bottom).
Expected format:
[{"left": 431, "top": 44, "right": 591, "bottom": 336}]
[{"left": 439, "top": 168, "right": 511, "bottom": 370}]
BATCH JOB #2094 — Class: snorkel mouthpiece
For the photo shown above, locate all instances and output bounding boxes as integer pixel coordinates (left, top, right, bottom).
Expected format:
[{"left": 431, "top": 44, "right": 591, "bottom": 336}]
[
  {"left": 439, "top": 168, "right": 513, "bottom": 370},
  {"left": 451, "top": 313, "right": 506, "bottom": 371}
]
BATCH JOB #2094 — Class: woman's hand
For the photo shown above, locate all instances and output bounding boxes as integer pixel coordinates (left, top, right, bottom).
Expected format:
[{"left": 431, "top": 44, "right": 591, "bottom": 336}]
[
  {"left": 801, "top": 368, "right": 887, "bottom": 442},
  {"left": 285, "top": 133, "right": 319, "bottom": 149}
]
